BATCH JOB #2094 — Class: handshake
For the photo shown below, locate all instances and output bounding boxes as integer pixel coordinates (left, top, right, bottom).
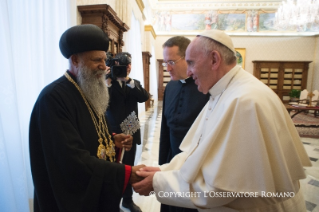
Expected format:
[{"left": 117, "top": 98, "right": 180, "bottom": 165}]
[{"left": 129, "top": 165, "right": 161, "bottom": 196}]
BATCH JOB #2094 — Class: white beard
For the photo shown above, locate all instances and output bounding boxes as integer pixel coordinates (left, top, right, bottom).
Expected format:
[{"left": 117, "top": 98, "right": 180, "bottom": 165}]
[{"left": 77, "top": 64, "right": 109, "bottom": 116}]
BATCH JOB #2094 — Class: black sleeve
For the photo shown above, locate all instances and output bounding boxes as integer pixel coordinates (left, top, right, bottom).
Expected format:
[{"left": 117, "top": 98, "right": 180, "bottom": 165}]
[{"left": 159, "top": 89, "right": 171, "bottom": 165}]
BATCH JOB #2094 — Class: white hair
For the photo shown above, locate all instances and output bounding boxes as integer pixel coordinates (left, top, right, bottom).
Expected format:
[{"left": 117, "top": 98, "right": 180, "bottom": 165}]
[{"left": 77, "top": 61, "right": 109, "bottom": 116}]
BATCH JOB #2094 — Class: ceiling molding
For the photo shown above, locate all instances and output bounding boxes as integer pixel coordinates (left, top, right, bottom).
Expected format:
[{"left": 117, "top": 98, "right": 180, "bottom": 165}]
[
  {"left": 155, "top": 31, "right": 319, "bottom": 36},
  {"left": 136, "top": 0, "right": 145, "bottom": 14},
  {"left": 156, "top": 0, "right": 281, "bottom": 1},
  {"left": 145, "top": 25, "right": 157, "bottom": 39},
  {"left": 148, "top": 0, "right": 282, "bottom": 10}
]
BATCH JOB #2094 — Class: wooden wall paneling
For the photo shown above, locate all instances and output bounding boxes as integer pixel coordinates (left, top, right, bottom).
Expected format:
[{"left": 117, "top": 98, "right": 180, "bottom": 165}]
[
  {"left": 157, "top": 59, "right": 164, "bottom": 101},
  {"left": 253, "top": 60, "right": 311, "bottom": 103},
  {"left": 142, "top": 52, "right": 152, "bottom": 110},
  {"left": 157, "top": 59, "right": 171, "bottom": 101},
  {"left": 78, "top": 4, "right": 129, "bottom": 56}
]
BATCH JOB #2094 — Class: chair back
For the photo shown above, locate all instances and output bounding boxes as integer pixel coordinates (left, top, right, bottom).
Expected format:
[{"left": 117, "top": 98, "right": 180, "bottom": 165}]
[
  {"left": 299, "top": 89, "right": 308, "bottom": 104},
  {"left": 312, "top": 90, "right": 319, "bottom": 106}
]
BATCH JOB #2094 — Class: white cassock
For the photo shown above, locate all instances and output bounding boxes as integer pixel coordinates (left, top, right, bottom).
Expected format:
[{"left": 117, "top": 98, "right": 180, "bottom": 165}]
[{"left": 153, "top": 66, "right": 312, "bottom": 212}]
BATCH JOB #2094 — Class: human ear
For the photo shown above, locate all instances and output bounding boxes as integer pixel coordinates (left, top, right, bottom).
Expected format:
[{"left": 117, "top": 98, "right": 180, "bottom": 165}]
[
  {"left": 211, "top": 50, "right": 221, "bottom": 69},
  {"left": 70, "top": 54, "right": 80, "bottom": 67}
]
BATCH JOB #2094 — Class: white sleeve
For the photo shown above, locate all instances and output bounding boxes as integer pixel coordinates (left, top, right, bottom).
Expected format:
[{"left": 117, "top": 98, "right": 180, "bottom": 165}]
[
  {"left": 153, "top": 170, "right": 197, "bottom": 209},
  {"left": 153, "top": 170, "right": 236, "bottom": 209},
  {"left": 160, "top": 151, "right": 188, "bottom": 171},
  {"left": 126, "top": 79, "right": 135, "bottom": 89}
]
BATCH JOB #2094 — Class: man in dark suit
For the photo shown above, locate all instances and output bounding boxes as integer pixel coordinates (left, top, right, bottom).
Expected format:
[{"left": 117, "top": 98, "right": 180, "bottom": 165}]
[
  {"left": 106, "top": 52, "right": 149, "bottom": 212},
  {"left": 159, "top": 36, "right": 210, "bottom": 212}
]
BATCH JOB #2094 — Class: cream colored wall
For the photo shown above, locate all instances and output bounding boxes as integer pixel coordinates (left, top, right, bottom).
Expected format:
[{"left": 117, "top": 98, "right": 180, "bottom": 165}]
[
  {"left": 312, "top": 36, "right": 319, "bottom": 92},
  {"left": 155, "top": 35, "right": 319, "bottom": 91},
  {"left": 124, "top": 0, "right": 144, "bottom": 49},
  {"left": 143, "top": 32, "right": 155, "bottom": 53},
  {"left": 143, "top": 32, "right": 158, "bottom": 101},
  {"left": 154, "top": 35, "right": 194, "bottom": 61}
]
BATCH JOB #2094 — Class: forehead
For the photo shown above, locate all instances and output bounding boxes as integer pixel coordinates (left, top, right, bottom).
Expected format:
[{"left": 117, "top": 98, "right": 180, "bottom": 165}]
[
  {"left": 163, "top": 46, "right": 180, "bottom": 58},
  {"left": 186, "top": 38, "right": 202, "bottom": 60}
]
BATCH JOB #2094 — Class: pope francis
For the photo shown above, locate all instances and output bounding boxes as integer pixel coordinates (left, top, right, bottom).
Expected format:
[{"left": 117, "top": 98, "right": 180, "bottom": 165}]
[{"left": 132, "top": 30, "right": 312, "bottom": 212}]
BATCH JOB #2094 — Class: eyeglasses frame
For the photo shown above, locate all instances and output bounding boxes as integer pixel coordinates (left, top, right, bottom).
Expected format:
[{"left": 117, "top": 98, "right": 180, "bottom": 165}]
[{"left": 162, "top": 56, "right": 184, "bottom": 67}]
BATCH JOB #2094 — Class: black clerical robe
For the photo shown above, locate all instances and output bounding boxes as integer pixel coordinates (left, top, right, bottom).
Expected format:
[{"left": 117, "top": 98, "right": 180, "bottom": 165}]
[
  {"left": 159, "top": 78, "right": 210, "bottom": 165},
  {"left": 29, "top": 71, "right": 125, "bottom": 212},
  {"left": 106, "top": 78, "right": 149, "bottom": 202},
  {"left": 106, "top": 79, "right": 149, "bottom": 146}
]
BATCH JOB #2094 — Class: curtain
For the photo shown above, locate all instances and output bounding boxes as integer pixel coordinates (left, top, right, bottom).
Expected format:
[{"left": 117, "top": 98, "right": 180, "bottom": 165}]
[
  {"left": 0, "top": 0, "right": 76, "bottom": 211},
  {"left": 123, "top": 12, "right": 145, "bottom": 116},
  {"left": 115, "top": 0, "right": 131, "bottom": 29}
]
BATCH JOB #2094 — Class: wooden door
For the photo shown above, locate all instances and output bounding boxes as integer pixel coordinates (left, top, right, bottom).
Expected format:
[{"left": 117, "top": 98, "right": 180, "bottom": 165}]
[{"left": 142, "top": 52, "right": 151, "bottom": 110}]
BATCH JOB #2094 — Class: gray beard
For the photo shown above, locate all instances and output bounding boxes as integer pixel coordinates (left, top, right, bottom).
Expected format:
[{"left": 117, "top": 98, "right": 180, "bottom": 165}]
[{"left": 77, "top": 64, "right": 109, "bottom": 116}]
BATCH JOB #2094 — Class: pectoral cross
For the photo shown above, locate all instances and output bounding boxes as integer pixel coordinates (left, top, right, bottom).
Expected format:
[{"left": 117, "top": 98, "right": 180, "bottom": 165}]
[
  {"left": 120, "top": 111, "right": 140, "bottom": 135},
  {"left": 119, "top": 111, "right": 140, "bottom": 163}
]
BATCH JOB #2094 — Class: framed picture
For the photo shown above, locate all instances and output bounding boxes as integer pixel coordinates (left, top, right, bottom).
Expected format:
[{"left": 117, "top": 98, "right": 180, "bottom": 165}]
[{"left": 235, "top": 48, "right": 246, "bottom": 69}]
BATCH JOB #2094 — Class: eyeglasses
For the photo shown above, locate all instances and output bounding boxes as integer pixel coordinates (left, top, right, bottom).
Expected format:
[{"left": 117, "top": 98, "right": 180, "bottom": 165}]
[{"left": 162, "top": 57, "right": 184, "bottom": 67}]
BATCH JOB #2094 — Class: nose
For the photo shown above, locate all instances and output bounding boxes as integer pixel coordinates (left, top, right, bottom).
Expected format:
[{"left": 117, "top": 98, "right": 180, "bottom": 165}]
[
  {"left": 99, "top": 62, "right": 107, "bottom": 70},
  {"left": 187, "top": 68, "right": 193, "bottom": 77},
  {"left": 166, "top": 64, "right": 173, "bottom": 72}
]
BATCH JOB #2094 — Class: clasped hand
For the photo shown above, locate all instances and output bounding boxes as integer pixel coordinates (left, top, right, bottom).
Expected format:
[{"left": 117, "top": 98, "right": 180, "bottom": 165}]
[{"left": 131, "top": 166, "right": 161, "bottom": 196}]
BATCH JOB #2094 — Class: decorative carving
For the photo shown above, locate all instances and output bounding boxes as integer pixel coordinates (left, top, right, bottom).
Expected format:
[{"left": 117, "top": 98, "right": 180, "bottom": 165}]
[
  {"left": 102, "top": 14, "right": 110, "bottom": 36},
  {"left": 78, "top": 4, "right": 129, "bottom": 55}
]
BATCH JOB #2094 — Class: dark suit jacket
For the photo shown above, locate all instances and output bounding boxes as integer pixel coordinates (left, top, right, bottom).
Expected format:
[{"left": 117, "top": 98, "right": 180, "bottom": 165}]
[
  {"left": 159, "top": 78, "right": 210, "bottom": 165},
  {"left": 106, "top": 79, "right": 149, "bottom": 145}
]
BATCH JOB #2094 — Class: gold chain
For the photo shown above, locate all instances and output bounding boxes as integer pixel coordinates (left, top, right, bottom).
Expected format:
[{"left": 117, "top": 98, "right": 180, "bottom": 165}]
[{"left": 64, "top": 72, "right": 116, "bottom": 162}]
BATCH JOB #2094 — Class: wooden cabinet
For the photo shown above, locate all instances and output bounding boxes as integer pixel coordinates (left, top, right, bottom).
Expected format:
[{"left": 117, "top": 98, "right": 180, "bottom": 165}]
[
  {"left": 157, "top": 59, "right": 171, "bottom": 101},
  {"left": 78, "top": 4, "right": 129, "bottom": 56},
  {"left": 142, "top": 52, "right": 151, "bottom": 110},
  {"left": 253, "top": 61, "right": 312, "bottom": 103}
]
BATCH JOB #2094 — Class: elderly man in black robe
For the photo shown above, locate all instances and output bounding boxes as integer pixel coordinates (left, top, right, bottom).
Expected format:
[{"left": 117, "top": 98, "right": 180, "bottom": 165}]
[{"left": 29, "top": 24, "right": 144, "bottom": 212}]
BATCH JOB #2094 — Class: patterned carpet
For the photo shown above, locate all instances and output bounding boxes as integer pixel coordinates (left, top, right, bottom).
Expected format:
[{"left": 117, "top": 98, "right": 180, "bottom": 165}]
[
  {"left": 291, "top": 112, "right": 319, "bottom": 138},
  {"left": 292, "top": 113, "right": 319, "bottom": 126}
]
